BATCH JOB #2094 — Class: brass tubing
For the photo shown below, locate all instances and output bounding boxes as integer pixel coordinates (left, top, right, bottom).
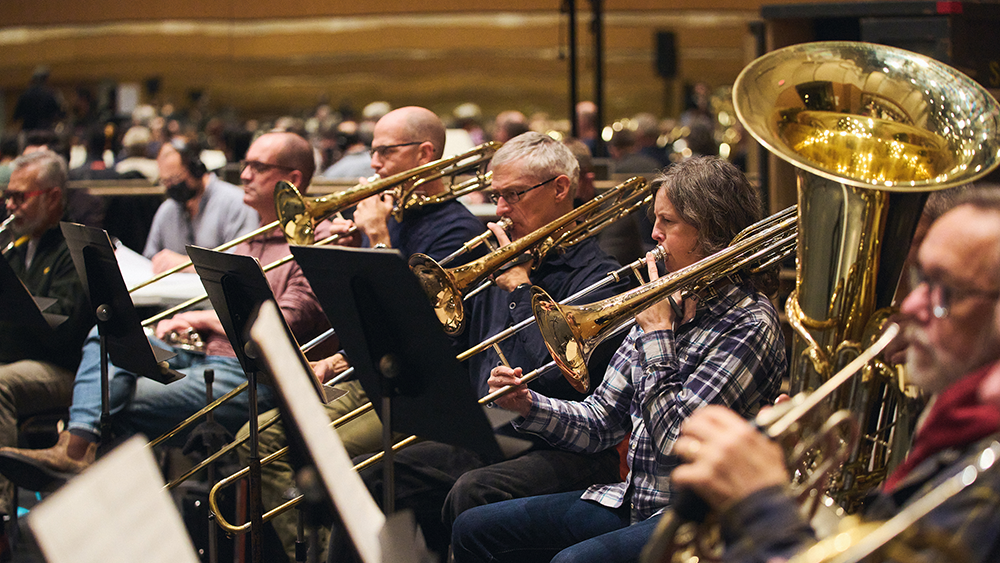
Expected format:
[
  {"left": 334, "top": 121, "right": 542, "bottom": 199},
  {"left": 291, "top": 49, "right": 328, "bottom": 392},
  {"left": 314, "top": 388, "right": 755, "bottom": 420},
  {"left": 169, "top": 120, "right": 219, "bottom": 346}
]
[
  {"left": 208, "top": 362, "right": 555, "bottom": 535},
  {"left": 128, "top": 221, "right": 280, "bottom": 293},
  {"left": 141, "top": 227, "right": 356, "bottom": 328}
]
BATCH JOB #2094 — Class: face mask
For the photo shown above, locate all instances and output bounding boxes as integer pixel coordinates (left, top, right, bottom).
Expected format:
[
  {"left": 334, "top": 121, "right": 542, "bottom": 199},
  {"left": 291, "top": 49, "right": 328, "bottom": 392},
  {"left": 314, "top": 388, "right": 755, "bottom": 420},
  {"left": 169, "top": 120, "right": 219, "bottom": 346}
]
[{"left": 166, "top": 180, "right": 198, "bottom": 203}]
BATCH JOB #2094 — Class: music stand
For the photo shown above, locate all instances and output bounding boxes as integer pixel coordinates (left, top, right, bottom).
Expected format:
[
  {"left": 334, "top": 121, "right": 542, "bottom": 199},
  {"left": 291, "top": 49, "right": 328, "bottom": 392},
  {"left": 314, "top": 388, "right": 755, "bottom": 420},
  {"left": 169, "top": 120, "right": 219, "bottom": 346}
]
[
  {"left": 291, "top": 245, "right": 504, "bottom": 514},
  {"left": 0, "top": 253, "right": 67, "bottom": 331},
  {"left": 250, "top": 300, "right": 432, "bottom": 563},
  {"left": 185, "top": 245, "right": 345, "bottom": 563},
  {"left": 61, "top": 222, "right": 184, "bottom": 443}
]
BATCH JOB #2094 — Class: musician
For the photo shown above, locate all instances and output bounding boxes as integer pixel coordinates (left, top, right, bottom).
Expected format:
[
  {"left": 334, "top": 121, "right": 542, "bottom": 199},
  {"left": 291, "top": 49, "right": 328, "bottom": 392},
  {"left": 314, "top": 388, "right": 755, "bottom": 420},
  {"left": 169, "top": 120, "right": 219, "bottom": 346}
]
[
  {"left": 0, "top": 150, "right": 94, "bottom": 525},
  {"left": 669, "top": 189, "right": 1000, "bottom": 563},
  {"left": 237, "top": 106, "right": 488, "bottom": 562},
  {"left": 342, "top": 132, "right": 631, "bottom": 558},
  {"left": 143, "top": 139, "right": 259, "bottom": 274},
  {"left": 451, "top": 156, "right": 787, "bottom": 563},
  {"left": 0, "top": 131, "right": 343, "bottom": 487}
]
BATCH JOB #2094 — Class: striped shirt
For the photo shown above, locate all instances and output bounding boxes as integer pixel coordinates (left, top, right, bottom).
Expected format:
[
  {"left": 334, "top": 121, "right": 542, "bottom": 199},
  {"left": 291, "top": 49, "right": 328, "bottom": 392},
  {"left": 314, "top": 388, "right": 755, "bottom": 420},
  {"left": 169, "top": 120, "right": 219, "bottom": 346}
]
[{"left": 515, "top": 282, "right": 786, "bottom": 522}]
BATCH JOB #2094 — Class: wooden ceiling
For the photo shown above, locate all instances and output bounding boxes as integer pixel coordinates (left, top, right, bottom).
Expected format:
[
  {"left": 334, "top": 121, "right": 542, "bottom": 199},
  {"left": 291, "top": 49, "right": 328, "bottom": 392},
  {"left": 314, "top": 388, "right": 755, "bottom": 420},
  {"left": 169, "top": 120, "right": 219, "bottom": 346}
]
[{"left": 0, "top": 0, "right": 874, "bottom": 124}]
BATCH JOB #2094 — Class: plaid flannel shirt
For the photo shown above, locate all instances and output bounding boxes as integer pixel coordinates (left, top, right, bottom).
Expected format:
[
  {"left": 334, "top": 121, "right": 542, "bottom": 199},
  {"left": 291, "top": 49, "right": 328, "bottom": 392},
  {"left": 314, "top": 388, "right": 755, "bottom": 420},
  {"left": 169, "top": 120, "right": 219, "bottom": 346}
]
[{"left": 515, "top": 282, "right": 786, "bottom": 522}]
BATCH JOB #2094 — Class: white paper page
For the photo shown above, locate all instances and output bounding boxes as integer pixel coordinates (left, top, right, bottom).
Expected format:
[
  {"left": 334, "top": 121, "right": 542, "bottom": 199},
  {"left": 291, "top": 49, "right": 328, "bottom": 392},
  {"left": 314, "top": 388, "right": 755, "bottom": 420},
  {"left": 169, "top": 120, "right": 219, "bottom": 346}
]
[
  {"left": 250, "top": 300, "right": 390, "bottom": 563},
  {"left": 28, "top": 436, "right": 199, "bottom": 563},
  {"left": 114, "top": 243, "right": 205, "bottom": 307}
]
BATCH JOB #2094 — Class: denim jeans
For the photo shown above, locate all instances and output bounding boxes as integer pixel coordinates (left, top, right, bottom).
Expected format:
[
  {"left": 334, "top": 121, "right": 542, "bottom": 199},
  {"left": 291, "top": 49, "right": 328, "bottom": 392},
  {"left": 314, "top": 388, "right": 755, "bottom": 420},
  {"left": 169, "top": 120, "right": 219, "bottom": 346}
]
[
  {"left": 451, "top": 490, "right": 661, "bottom": 563},
  {"left": 67, "top": 326, "right": 275, "bottom": 444}
]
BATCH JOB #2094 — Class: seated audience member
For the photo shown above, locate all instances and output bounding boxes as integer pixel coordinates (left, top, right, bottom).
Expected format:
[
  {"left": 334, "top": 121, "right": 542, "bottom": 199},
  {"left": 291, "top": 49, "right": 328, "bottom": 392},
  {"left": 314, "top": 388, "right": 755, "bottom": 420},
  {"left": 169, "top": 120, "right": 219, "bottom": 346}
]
[
  {"left": 451, "top": 156, "right": 786, "bottom": 563},
  {"left": 670, "top": 190, "right": 1000, "bottom": 563},
  {"left": 143, "top": 139, "right": 258, "bottom": 273},
  {"left": 115, "top": 125, "right": 160, "bottom": 182}
]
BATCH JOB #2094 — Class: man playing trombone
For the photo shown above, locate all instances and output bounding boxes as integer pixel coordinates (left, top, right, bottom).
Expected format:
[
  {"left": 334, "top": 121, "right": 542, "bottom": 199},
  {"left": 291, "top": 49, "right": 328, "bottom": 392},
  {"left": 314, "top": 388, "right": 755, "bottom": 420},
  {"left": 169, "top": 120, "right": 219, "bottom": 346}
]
[
  {"left": 667, "top": 189, "right": 1000, "bottom": 563},
  {"left": 0, "top": 131, "right": 347, "bottom": 485},
  {"left": 238, "top": 106, "right": 490, "bottom": 562},
  {"left": 451, "top": 156, "right": 787, "bottom": 563},
  {"left": 346, "top": 132, "right": 631, "bottom": 559}
]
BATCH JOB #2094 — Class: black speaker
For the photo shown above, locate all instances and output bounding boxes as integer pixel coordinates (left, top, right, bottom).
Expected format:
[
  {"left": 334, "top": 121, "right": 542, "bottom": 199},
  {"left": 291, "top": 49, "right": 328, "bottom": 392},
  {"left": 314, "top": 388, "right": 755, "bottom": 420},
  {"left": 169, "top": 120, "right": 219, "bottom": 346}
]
[{"left": 655, "top": 31, "right": 677, "bottom": 79}]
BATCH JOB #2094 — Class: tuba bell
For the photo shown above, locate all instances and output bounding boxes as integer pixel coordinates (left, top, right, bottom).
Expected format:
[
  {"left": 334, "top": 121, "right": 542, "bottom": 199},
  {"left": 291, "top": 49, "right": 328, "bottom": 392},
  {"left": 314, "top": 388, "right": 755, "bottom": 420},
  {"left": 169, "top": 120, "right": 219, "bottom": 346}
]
[{"left": 734, "top": 41, "right": 1000, "bottom": 508}]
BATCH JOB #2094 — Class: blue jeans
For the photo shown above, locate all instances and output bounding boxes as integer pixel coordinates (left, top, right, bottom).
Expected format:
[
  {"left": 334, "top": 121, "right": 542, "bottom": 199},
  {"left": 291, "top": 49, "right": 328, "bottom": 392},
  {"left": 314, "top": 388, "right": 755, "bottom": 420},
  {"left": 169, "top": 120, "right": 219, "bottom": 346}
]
[
  {"left": 451, "top": 490, "right": 661, "bottom": 563},
  {"left": 67, "top": 326, "right": 274, "bottom": 444}
]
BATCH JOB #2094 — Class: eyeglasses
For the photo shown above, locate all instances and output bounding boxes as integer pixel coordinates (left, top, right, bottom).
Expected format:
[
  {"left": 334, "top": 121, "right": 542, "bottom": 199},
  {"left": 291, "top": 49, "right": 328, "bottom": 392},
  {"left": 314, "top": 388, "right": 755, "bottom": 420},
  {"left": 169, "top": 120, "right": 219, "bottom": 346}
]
[
  {"left": 240, "top": 160, "right": 296, "bottom": 175},
  {"left": 908, "top": 265, "right": 1000, "bottom": 319},
  {"left": 2, "top": 188, "right": 54, "bottom": 205},
  {"left": 371, "top": 141, "right": 425, "bottom": 159},
  {"left": 488, "top": 176, "right": 558, "bottom": 205}
]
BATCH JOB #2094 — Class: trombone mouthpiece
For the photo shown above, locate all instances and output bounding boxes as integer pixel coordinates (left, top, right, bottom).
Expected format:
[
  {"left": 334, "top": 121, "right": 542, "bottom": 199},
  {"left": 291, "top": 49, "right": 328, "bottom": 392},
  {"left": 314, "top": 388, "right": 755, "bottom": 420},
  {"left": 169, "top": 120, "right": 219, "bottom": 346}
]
[
  {"left": 496, "top": 217, "right": 513, "bottom": 231},
  {"left": 649, "top": 245, "right": 666, "bottom": 262}
]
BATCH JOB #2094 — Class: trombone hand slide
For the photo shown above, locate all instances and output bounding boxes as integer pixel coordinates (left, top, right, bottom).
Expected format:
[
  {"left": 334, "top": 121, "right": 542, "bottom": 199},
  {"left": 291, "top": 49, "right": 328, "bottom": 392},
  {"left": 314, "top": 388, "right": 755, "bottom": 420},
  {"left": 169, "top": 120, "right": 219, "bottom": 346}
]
[{"left": 208, "top": 360, "right": 559, "bottom": 535}]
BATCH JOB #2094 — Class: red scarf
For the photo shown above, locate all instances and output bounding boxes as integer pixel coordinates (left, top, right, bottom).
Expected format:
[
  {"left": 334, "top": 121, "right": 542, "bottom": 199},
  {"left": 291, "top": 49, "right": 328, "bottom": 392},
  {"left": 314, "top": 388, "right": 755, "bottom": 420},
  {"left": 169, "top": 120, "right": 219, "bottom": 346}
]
[{"left": 883, "top": 362, "right": 1000, "bottom": 492}]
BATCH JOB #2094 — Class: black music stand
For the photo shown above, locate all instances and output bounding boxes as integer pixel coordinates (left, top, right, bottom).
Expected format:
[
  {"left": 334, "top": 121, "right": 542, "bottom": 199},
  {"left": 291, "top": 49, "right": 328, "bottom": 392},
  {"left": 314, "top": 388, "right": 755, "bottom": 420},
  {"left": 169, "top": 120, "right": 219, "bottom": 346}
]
[
  {"left": 61, "top": 222, "right": 185, "bottom": 444},
  {"left": 291, "top": 245, "right": 506, "bottom": 515},
  {"left": 185, "top": 245, "right": 345, "bottom": 563},
  {"left": 0, "top": 254, "right": 67, "bottom": 331}
]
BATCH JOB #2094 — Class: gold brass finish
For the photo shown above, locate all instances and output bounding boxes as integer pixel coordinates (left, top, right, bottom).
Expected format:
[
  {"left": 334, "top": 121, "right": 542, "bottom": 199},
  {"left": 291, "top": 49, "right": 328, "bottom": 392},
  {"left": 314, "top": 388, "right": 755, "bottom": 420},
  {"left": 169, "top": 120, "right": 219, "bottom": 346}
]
[
  {"left": 534, "top": 205, "right": 798, "bottom": 393},
  {"left": 734, "top": 41, "right": 1000, "bottom": 511},
  {"left": 276, "top": 142, "right": 498, "bottom": 245},
  {"left": 409, "top": 176, "right": 651, "bottom": 335}
]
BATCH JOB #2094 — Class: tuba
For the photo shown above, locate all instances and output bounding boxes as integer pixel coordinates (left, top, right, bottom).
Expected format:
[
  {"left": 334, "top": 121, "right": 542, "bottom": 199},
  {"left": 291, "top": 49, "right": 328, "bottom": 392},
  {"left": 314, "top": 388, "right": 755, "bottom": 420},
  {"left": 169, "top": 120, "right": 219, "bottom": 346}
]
[{"left": 735, "top": 41, "right": 1000, "bottom": 508}]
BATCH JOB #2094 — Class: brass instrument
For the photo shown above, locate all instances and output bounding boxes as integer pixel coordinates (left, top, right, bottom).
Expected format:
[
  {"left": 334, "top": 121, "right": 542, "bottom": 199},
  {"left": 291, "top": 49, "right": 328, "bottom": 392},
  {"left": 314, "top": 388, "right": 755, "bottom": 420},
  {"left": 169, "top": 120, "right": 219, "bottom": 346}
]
[
  {"left": 206, "top": 234, "right": 672, "bottom": 534},
  {"left": 784, "top": 438, "right": 1000, "bottom": 563},
  {"left": 0, "top": 215, "right": 17, "bottom": 254},
  {"left": 646, "top": 40, "right": 1000, "bottom": 563},
  {"left": 409, "top": 176, "right": 651, "bottom": 335},
  {"left": 534, "top": 204, "right": 798, "bottom": 392},
  {"left": 277, "top": 142, "right": 498, "bottom": 245},
  {"left": 735, "top": 41, "right": 1000, "bottom": 509},
  {"left": 642, "top": 324, "right": 899, "bottom": 563}
]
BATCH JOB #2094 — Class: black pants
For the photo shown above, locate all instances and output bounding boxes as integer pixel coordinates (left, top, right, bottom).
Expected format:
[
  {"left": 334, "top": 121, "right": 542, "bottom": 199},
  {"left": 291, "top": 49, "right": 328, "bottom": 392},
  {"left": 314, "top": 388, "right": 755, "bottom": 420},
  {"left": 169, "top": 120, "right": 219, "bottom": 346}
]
[{"left": 354, "top": 442, "right": 621, "bottom": 559}]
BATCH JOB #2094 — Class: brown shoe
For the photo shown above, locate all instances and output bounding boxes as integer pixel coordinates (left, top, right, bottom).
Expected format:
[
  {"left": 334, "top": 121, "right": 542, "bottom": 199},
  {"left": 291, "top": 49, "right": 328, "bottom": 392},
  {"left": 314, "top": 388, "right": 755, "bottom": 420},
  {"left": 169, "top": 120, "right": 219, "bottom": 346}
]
[{"left": 0, "top": 431, "right": 97, "bottom": 492}]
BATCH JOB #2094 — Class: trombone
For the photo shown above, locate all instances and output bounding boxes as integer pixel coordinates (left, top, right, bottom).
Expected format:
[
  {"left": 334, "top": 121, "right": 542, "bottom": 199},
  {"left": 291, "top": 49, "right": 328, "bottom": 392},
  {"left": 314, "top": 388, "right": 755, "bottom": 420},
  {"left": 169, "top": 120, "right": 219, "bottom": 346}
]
[
  {"left": 535, "top": 204, "right": 799, "bottom": 392},
  {"left": 205, "top": 206, "right": 796, "bottom": 534},
  {"left": 127, "top": 142, "right": 497, "bottom": 293},
  {"left": 278, "top": 142, "right": 498, "bottom": 245},
  {"left": 144, "top": 146, "right": 498, "bottom": 452},
  {"left": 410, "top": 176, "right": 652, "bottom": 335}
]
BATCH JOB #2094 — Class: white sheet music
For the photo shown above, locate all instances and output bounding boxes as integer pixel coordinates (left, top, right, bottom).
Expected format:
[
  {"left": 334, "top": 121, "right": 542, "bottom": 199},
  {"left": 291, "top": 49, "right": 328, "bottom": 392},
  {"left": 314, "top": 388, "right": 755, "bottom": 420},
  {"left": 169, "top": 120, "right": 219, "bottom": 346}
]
[
  {"left": 114, "top": 243, "right": 205, "bottom": 307},
  {"left": 251, "top": 300, "right": 398, "bottom": 563},
  {"left": 28, "top": 436, "right": 199, "bottom": 563}
]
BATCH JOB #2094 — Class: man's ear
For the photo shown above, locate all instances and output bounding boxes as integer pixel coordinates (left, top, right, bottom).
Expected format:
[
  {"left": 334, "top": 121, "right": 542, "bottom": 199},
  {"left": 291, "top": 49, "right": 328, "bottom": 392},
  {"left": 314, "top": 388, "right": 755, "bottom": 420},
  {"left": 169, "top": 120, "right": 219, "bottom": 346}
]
[
  {"left": 551, "top": 174, "right": 572, "bottom": 203},
  {"left": 287, "top": 170, "right": 304, "bottom": 190},
  {"left": 417, "top": 141, "right": 437, "bottom": 165}
]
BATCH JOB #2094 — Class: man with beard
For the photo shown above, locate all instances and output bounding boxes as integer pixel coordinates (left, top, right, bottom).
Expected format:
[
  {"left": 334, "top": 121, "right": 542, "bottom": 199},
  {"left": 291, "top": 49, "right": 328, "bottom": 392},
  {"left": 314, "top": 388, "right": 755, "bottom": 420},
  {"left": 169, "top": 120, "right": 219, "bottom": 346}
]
[
  {"left": 668, "top": 189, "right": 1000, "bottom": 563},
  {"left": 0, "top": 150, "right": 95, "bottom": 547},
  {"left": 143, "top": 140, "right": 258, "bottom": 273}
]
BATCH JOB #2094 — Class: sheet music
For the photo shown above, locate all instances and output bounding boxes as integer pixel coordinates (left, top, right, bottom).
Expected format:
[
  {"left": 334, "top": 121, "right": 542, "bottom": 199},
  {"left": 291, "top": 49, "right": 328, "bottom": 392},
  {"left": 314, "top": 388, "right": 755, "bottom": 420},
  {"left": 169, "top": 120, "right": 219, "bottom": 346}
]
[
  {"left": 251, "top": 301, "right": 393, "bottom": 563},
  {"left": 114, "top": 243, "right": 205, "bottom": 307},
  {"left": 28, "top": 436, "right": 199, "bottom": 563}
]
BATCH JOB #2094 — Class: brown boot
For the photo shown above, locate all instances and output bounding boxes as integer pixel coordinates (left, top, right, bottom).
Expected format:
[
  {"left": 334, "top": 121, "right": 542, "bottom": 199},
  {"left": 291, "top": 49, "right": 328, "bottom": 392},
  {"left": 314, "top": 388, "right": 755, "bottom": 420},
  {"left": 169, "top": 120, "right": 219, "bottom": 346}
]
[{"left": 0, "top": 431, "right": 97, "bottom": 492}]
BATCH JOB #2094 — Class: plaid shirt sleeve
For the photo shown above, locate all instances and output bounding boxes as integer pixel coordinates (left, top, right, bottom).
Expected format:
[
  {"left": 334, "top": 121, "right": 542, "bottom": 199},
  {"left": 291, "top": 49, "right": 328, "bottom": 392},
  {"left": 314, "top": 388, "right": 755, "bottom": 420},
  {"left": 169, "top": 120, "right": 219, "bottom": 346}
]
[
  {"left": 636, "top": 297, "right": 785, "bottom": 463},
  {"left": 515, "top": 327, "right": 639, "bottom": 452}
]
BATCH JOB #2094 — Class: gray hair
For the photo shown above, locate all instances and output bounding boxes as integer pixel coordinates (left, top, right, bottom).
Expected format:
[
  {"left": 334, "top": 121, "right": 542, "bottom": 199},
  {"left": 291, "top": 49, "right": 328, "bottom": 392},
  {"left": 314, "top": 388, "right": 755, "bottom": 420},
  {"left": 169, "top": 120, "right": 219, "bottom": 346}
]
[
  {"left": 490, "top": 132, "right": 579, "bottom": 199},
  {"left": 11, "top": 150, "right": 68, "bottom": 191},
  {"left": 652, "top": 156, "right": 761, "bottom": 256}
]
